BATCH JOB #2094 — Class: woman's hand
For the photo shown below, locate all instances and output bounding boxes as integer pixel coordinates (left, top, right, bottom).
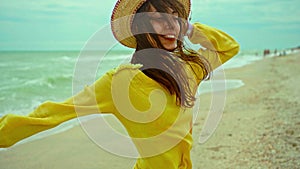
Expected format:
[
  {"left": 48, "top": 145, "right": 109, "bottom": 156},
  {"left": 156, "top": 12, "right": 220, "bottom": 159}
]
[
  {"left": 181, "top": 20, "right": 194, "bottom": 38},
  {"left": 186, "top": 22, "right": 194, "bottom": 38}
]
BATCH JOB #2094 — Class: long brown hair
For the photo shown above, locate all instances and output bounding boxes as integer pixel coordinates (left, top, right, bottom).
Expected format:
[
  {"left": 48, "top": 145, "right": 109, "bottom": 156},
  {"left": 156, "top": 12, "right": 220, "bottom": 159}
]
[{"left": 131, "top": 0, "right": 211, "bottom": 108}]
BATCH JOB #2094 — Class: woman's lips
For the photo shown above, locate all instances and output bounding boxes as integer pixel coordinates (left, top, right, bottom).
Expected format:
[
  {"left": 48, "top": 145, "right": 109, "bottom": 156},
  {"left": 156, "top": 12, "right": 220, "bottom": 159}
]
[
  {"left": 164, "top": 35, "right": 176, "bottom": 38},
  {"left": 161, "top": 34, "right": 176, "bottom": 41}
]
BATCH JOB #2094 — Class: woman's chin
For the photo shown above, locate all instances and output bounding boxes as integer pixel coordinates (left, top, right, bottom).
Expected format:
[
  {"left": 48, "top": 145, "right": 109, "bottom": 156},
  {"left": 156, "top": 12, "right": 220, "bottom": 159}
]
[
  {"left": 158, "top": 36, "right": 178, "bottom": 51},
  {"left": 163, "top": 44, "right": 177, "bottom": 51}
]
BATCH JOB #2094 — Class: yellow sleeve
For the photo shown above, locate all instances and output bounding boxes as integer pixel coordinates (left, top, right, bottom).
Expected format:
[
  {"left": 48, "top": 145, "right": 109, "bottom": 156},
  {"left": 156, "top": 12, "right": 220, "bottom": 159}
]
[
  {"left": 0, "top": 71, "right": 115, "bottom": 148},
  {"left": 189, "top": 22, "right": 240, "bottom": 70}
]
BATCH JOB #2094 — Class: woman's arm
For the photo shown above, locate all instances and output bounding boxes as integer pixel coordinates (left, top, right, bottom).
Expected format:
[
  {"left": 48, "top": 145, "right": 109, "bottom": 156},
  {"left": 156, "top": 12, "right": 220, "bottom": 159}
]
[
  {"left": 0, "top": 71, "right": 115, "bottom": 148},
  {"left": 188, "top": 22, "right": 240, "bottom": 70}
]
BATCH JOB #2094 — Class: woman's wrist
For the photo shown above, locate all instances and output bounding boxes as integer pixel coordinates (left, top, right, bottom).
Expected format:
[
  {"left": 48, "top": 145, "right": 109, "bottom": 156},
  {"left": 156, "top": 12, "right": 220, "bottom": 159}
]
[{"left": 186, "top": 22, "right": 194, "bottom": 38}]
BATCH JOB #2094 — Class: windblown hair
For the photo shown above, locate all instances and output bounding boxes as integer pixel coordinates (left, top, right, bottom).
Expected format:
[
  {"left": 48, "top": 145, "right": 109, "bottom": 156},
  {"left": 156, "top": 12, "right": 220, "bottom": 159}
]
[{"left": 131, "top": 0, "right": 211, "bottom": 108}]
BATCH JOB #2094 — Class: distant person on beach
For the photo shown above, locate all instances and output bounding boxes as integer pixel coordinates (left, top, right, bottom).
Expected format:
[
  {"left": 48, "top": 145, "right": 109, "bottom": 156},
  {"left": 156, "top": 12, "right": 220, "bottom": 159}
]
[
  {"left": 263, "top": 49, "right": 270, "bottom": 57},
  {"left": 0, "top": 0, "right": 239, "bottom": 168},
  {"left": 281, "top": 50, "right": 286, "bottom": 56}
]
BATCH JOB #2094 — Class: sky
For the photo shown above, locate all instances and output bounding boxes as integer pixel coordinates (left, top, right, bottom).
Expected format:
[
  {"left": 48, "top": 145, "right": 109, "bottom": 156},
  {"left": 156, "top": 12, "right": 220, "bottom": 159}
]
[{"left": 0, "top": 0, "right": 299, "bottom": 51}]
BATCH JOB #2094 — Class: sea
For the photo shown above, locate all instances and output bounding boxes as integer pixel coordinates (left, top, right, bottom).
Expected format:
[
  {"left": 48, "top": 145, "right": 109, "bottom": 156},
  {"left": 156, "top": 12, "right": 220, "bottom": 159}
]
[{"left": 0, "top": 48, "right": 295, "bottom": 148}]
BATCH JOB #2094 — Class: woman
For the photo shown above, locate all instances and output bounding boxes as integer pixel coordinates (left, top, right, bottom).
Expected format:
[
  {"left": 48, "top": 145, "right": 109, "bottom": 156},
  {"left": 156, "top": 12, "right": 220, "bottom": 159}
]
[{"left": 0, "top": 0, "right": 239, "bottom": 168}]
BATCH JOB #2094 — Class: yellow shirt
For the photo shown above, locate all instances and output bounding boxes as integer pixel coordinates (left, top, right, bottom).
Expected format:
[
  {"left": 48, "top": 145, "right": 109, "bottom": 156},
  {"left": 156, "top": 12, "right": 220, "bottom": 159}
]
[{"left": 0, "top": 23, "right": 239, "bottom": 169}]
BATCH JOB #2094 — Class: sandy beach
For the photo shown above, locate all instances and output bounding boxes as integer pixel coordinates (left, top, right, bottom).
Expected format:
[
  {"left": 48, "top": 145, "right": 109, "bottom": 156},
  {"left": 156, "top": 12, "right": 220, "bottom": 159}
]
[{"left": 0, "top": 53, "right": 299, "bottom": 169}]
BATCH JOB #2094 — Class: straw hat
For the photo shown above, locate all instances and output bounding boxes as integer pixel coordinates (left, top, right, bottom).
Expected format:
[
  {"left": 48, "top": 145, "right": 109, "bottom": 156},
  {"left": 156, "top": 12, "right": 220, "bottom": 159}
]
[{"left": 111, "top": 0, "right": 191, "bottom": 48}]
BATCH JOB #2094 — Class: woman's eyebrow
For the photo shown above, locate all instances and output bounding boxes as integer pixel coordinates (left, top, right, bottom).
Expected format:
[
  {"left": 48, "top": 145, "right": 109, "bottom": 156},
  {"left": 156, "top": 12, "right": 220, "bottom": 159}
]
[{"left": 172, "top": 11, "right": 179, "bottom": 15}]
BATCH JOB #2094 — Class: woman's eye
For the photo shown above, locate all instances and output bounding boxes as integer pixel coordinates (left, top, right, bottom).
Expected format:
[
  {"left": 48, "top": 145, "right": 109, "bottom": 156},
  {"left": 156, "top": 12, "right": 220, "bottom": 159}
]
[
  {"left": 172, "top": 16, "right": 179, "bottom": 21},
  {"left": 150, "top": 17, "right": 164, "bottom": 23},
  {"left": 173, "top": 12, "right": 179, "bottom": 18},
  {"left": 150, "top": 16, "right": 179, "bottom": 23}
]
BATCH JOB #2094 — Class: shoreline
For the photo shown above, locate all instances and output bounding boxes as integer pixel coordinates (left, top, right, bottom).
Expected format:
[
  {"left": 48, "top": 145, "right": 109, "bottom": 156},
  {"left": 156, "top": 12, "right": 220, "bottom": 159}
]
[{"left": 1, "top": 52, "right": 299, "bottom": 168}]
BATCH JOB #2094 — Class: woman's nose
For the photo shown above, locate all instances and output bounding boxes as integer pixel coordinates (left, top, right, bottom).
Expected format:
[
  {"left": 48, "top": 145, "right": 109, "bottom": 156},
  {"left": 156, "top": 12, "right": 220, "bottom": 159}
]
[{"left": 163, "top": 17, "right": 175, "bottom": 29}]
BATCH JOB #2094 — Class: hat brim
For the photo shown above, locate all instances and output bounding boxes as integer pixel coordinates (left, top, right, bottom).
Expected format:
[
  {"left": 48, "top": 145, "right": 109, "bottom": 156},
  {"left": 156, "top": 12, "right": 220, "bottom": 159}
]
[{"left": 111, "top": 0, "right": 191, "bottom": 48}]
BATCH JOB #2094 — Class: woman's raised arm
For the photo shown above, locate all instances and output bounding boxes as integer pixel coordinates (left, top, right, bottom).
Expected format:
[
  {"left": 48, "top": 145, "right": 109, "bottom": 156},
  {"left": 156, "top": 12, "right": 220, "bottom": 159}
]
[{"left": 188, "top": 22, "right": 240, "bottom": 70}]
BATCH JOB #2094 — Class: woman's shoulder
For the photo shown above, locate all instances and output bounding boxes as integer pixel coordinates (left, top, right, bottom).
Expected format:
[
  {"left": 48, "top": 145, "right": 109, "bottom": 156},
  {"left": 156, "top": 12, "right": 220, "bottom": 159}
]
[
  {"left": 113, "top": 63, "right": 143, "bottom": 74},
  {"left": 107, "top": 63, "right": 161, "bottom": 87},
  {"left": 93, "top": 63, "right": 145, "bottom": 92},
  {"left": 104, "top": 63, "right": 144, "bottom": 80}
]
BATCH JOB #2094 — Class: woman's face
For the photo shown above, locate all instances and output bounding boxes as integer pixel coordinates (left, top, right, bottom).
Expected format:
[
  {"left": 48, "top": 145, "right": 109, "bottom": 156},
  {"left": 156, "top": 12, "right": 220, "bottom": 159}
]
[{"left": 147, "top": 5, "right": 181, "bottom": 51}]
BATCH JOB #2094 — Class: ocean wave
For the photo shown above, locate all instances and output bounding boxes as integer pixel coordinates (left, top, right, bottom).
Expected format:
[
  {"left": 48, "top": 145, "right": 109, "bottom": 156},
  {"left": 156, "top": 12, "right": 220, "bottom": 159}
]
[
  {"left": 46, "top": 75, "right": 73, "bottom": 84},
  {"left": 15, "top": 66, "right": 31, "bottom": 71},
  {"left": 222, "top": 53, "right": 263, "bottom": 69},
  {"left": 76, "top": 54, "right": 131, "bottom": 62},
  {"left": 23, "top": 75, "right": 73, "bottom": 88},
  {"left": 50, "top": 56, "right": 77, "bottom": 63},
  {"left": 0, "top": 63, "right": 8, "bottom": 67},
  {"left": 61, "top": 56, "right": 74, "bottom": 61},
  {"left": 198, "top": 79, "right": 244, "bottom": 95}
]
